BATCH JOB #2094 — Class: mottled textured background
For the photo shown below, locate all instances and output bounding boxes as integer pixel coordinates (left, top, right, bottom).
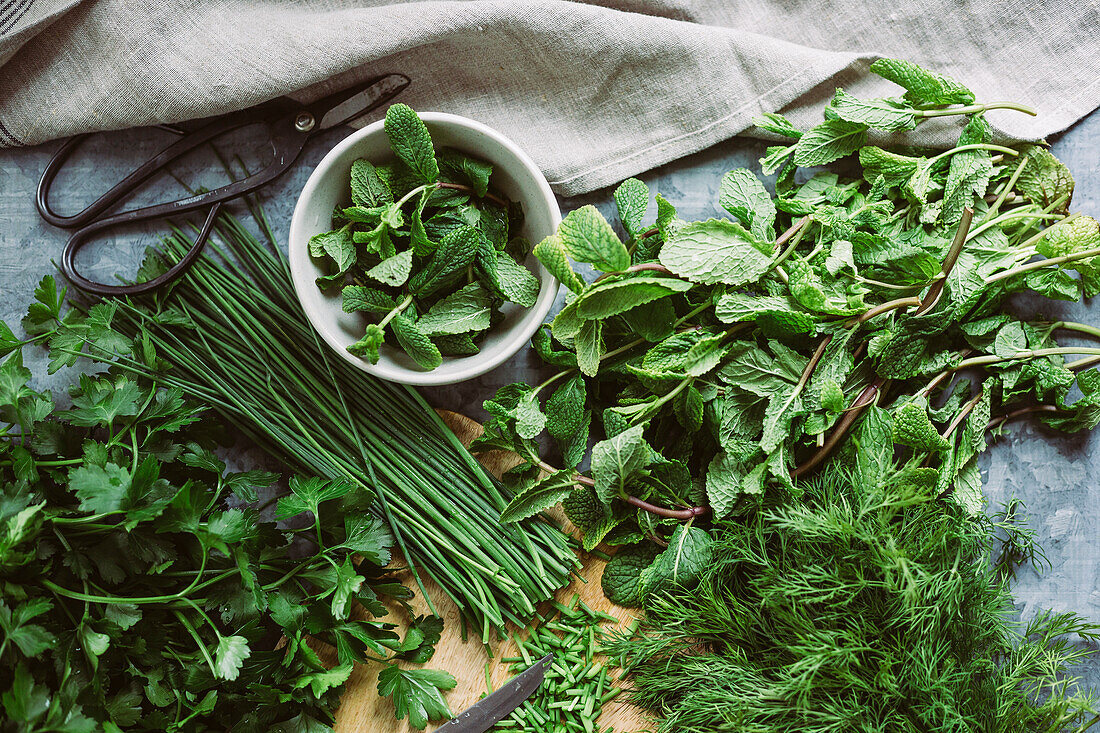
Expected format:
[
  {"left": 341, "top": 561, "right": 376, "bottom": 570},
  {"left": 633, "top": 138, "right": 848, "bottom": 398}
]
[{"left": 3, "top": 108, "right": 1100, "bottom": 685}]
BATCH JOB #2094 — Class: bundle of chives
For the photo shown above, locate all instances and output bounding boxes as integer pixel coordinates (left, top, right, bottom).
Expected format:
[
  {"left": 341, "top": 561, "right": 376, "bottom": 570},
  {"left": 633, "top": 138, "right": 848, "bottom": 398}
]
[{"left": 81, "top": 208, "right": 577, "bottom": 639}]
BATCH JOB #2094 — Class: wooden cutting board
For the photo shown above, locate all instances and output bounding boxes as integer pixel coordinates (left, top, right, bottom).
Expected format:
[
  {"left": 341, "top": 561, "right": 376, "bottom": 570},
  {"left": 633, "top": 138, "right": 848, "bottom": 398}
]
[{"left": 325, "top": 411, "right": 652, "bottom": 733}]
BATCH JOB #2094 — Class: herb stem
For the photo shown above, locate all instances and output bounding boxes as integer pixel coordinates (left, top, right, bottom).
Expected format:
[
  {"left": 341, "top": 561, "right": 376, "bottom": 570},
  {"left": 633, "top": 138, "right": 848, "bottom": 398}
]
[
  {"left": 926, "top": 143, "right": 1021, "bottom": 166},
  {"left": 966, "top": 208, "right": 1060, "bottom": 243},
  {"left": 436, "top": 181, "right": 509, "bottom": 209},
  {"left": 989, "top": 243, "right": 1100, "bottom": 284},
  {"left": 915, "top": 102, "right": 1037, "bottom": 118},
  {"left": 982, "top": 157, "right": 1029, "bottom": 223},
  {"left": 624, "top": 495, "right": 709, "bottom": 520},
  {"left": 942, "top": 392, "right": 984, "bottom": 440},
  {"left": 593, "top": 262, "right": 676, "bottom": 283},
  {"left": 1051, "top": 321, "right": 1100, "bottom": 341},
  {"left": 916, "top": 207, "right": 973, "bottom": 315},
  {"left": 851, "top": 297, "right": 922, "bottom": 325},
  {"left": 986, "top": 404, "right": 1060, "bottom": 431},
  {"left": 769, "top": 221, "right": 810, "bottom": 272},
  {"left": 953, "top": 347, "right": 1100, "bottom": 372},
  {"left": 792, "top": 379, "right": 884, "bottom": 478},
  {"left": 773, "top": 216, "right": 811, "bottom": 251},
  {"left": 378, "top": 294, "right": 414, "bottom": 328}
]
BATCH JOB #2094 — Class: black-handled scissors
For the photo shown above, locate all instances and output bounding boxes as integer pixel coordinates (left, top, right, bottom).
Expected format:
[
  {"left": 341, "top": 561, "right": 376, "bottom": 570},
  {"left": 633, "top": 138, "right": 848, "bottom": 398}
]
[{"left": 35, "top": 73, "right": 410, "bottom": 296}]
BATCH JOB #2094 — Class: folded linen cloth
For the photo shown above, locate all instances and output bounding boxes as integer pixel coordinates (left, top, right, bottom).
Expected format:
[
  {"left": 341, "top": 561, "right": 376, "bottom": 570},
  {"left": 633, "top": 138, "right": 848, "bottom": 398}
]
[{"left": 1, "top": 0, "right": 1098, "bottom": 195}]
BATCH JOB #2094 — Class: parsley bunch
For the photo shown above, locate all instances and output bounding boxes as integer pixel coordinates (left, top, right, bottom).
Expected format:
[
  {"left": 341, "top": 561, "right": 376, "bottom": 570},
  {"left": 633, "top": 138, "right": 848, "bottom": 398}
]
[
  {"left": 0, "top": 332, "right": 451, "bottom": 731},
  {"left": 310, "top": 104, "right": 539, "bottom": 369},
  {"left": 477, "top": 59, "right": 1100, "bottom": 603}
]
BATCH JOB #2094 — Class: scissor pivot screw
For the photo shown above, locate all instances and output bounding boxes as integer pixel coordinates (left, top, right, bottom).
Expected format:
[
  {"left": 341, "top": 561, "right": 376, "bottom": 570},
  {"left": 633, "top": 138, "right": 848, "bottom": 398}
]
[{"left": 295, "top": 113, "right": 315, "bottom": 132}]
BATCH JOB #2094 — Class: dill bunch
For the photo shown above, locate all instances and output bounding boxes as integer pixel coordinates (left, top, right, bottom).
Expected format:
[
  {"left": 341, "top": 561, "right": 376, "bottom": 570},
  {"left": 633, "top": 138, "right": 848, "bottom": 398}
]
[{"left": 602, "top": 466, "right": 1100, "bottom": 732}]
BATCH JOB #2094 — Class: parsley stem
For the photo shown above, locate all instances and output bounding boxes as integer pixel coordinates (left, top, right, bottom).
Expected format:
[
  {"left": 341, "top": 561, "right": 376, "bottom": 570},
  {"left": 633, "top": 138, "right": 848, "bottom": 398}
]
[
  {"left": 39, "top": 560, "right": 236, "bottom": 605},
  {"left": 172, "top": 610, "right": 217, "bottom": 678},
  {"left": 915, "top": 101, "right": 1037, "bottom": 118}
]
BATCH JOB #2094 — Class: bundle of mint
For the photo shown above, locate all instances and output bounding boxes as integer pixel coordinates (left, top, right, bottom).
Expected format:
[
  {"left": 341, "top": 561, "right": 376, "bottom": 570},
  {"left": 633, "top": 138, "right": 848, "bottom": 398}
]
[{"left": 474, "top": 58, "right": 1100, "bottom": 728}]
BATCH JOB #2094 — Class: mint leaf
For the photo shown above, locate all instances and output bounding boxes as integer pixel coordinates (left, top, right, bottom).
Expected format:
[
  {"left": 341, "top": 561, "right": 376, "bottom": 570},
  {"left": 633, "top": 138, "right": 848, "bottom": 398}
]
[
  {"left": 870, "top": 58, "right": 975, "bottom": 106},
  {"left": 715, "top": 293, "right": 815, "bottom": 332},
  {"left": 434, "top": 332, "right": 480, "bottom": 356},
  {"left": 342, "top": 286, "right": 396, "bottom": 314},
  {"left": 829, "top": 89, "right": 917, "bottom": 131},
  {"left": 718, "top": 169, "right": 777, "bottom": 242},
  {"left": 858, "top": 146, "right": 924, "bottom": 187},
  {"left": 416, "top": 283, "right": 493, "bottom": 336},
  {"left": 476, "top": 245, "right": 540, "bottom": 307},
  {"left": 377, "top": 665, "right": 456, "bottom": 729},
  {"left": 309, "top": 226, "right": 355, "bottom": 283},
  {"left": 717, "top": 341, "right": 802, "bottom": 397},
  {"left": 409, "top": 225, "right": 480, "bottom": 297},
  {"left": 613, "top": 178, "right": 650, "bottom": 240},
  {"left": 892, "top": 400, "right": 951, "bottom": 451},
  {"left": 575, "top": 275, "right": 692, "bottom": 319},
  {"left": 438, "top": 148, "right": 491, "bottom": 197},
  {"left": 384, "top": 104, "right": 439, "bottom": 184},
  {"left": 1017, "top": 144, "right": 1075, "bottom": 213},
  {"left": 590, "top": 424, "right": 649, "bottom": 508},
  {"left": 546, "top": 374, "right": 587, "bottom": 442},
  {"left": 558, "top": 205, "right": 631, "bottom": 273},
  {"left": 500, "top": 470, "right": 578, "bottom": 523},
  {"left": 350, "top": 159, "right": 393, "bottom": 207},
  {"left": 706, "top": 452, "right": 751, "bottom": 520},
  {"left": 347, "top": 324, "right": 386, "bottom": 363},
  {"left": 601, "top": 542, "right": 662, "bottom": 607},
  {"left": 753, "top": 112, "right": 802, "bottom": 139},
  {"left": 391, "top": 315, "right": 443, "bottom": 370},
  {"left": 659, "top": 219, "right": 774, "bottom": 286},
  {"left": 533, "top": 235, "right": 586, "bottom": 293},
  {"left": 575, "top": 319, "right": 603, "bottom": 377},
  {"left": 792, "top": 119, "right": 868, "bottom": 167},
  {"left": 366, "top": 249, "right": 414, "bottom": 287},
  {"left": 638, "top": 525, "right": 712, "bottom": 596}
]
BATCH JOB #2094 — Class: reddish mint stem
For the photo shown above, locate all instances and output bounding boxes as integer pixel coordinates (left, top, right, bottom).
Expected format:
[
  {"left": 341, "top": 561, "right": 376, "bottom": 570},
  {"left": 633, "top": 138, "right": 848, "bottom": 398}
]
[{"left": 626, "top": 495, "right": 711, "bottom": 519}]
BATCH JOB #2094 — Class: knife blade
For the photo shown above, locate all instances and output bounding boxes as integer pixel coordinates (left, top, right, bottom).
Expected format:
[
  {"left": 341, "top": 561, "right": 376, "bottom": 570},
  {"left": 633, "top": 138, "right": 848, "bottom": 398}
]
[{"left": 434, "top": 654, "right": 552, "bottom": 733}]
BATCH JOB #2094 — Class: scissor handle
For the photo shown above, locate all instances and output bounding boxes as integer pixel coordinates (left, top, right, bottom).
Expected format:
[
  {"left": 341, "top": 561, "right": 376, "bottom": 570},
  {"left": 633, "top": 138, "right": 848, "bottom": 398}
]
[
  {"left": 60, "top": 202, "right": 223, "bottom": 297},
  {"left": 35, "top": 102, "right": 296, "bottom": 229}
]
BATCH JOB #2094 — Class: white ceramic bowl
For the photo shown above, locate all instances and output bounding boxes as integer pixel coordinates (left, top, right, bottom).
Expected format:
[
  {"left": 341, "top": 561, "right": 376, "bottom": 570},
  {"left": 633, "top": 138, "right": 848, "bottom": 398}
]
[{"left": 289, "top": 112, "right": 561, "bottom": 386}]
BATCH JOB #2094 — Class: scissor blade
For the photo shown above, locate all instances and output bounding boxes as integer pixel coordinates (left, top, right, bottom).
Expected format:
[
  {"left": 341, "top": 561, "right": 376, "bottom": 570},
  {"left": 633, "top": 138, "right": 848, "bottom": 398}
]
[
  {"left": 316, "top": 73, "right": 410, "bottom": 130},
  {"left": 435, "top": 654, "right": 552, "bottom": 733}
]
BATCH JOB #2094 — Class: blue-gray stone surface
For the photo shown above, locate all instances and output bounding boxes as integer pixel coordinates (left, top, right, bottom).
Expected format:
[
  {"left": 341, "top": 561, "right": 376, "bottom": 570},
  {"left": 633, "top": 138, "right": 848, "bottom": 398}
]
[{"left": 3, "top": 109, "right": 1100, "bottom": 687}]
